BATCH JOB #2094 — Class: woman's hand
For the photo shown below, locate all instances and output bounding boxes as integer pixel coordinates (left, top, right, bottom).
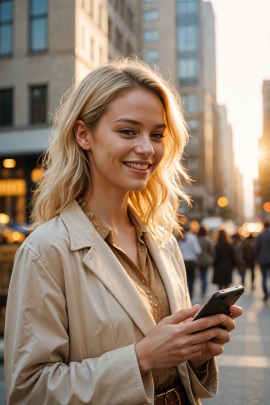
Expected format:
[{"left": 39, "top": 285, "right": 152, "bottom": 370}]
[
  {"left": 189, "top": 304, "right": 243, "bottom": 370},
  {"left": 135, "top": 304, "right": 243, "bottom": 375}
]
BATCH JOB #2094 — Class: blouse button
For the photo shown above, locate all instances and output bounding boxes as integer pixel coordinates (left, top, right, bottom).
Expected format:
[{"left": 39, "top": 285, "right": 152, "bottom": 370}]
[{"left": 154, "top": 304, "right": 158, "bottom": 308}]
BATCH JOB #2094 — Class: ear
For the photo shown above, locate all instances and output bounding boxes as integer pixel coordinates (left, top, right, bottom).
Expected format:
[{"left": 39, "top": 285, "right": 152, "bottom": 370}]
[{"left": 74, "top": 120, "right": 92, "bottom": 151}]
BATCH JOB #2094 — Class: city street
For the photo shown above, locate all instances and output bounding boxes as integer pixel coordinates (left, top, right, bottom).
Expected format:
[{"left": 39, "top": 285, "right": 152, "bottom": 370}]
[{"left": 0, "top": 266, "right": 269, "bottom": 405}]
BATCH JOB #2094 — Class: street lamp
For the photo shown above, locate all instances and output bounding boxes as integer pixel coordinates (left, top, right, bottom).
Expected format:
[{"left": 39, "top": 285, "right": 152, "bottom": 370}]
[{"left": 217, "top": 196, "right": 229, "bottom": 208}]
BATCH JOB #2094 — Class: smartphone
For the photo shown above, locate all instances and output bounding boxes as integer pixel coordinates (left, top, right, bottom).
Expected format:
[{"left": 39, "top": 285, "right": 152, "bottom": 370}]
[{"left": 193, "top": 285, "right": 244, "bottom": 321}]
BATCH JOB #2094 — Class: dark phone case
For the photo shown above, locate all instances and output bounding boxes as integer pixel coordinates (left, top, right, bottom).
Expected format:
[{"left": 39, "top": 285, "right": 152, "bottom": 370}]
[{"left": 193, "top": 285, "right": 244, "bottom": 321}]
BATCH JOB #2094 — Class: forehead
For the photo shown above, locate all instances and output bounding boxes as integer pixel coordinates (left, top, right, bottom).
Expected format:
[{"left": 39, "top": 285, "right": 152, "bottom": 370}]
[{"left": 106, "top": 88, "right": 165, "bottom": 121}]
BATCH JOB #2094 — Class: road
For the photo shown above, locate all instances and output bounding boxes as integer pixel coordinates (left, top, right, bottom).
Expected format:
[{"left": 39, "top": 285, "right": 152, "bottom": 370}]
[{"left": 0, "top": 266, "right": 269, "bottom": 405}]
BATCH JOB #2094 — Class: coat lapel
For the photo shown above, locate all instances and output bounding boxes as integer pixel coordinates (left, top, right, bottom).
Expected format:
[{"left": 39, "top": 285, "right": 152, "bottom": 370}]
[
  {"left": 144, "top": 233, "right": 184, "bottom": 315},
  {"left": 82, "top": 231, "right": 156, "bottom": 337}
]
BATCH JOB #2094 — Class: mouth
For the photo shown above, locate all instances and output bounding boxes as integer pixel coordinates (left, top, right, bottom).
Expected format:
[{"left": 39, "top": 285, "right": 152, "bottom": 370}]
[{"left": 123, "top": 162, "right": 151, "bottom": 171}]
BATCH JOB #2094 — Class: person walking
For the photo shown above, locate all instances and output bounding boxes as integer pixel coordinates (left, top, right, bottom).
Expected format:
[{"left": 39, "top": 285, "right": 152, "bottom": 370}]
[
  {"left": 213, "top": 229, "right": 236, "bottom": 290},
  {"left": 255, "top": 220, "right": 270, "bottom": 301},
  {"left": 232, "top": 232, "right": 245, "bottom": 287},
  {"left": 4, "top": 58, "right": 242, "bottom": 405},
  {"left": 242, "top": 234, "right": 256, "bottom": 289},
  {"left": 197, "top": 225, "right": 215, "bottom": 298},
  {"left": 178, "top": 222, "right": 202, "bottom": 300}
]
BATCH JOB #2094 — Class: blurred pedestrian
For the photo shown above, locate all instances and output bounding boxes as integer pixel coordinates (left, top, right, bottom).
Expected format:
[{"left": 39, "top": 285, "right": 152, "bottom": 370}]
[
  {"left": 213, "top": 229, "right": 237, "bottom": 290},
  {"left": 255, "top": 220, "right": 270, "bottom": 301},
  {"left": 4, "top": 58, "right": 243, "bottom": 405},
  {"left": 242, "top": 234, "right": 256, "bottom": 289},
  {"left": 197, "top": 225, "right": 215, "bottom": 298},
  {"left": 178, "top": 222, "right": 202, "bottom": 300},
  {"left": 232, "top": 232, "right": 245, "bottom": 287}
]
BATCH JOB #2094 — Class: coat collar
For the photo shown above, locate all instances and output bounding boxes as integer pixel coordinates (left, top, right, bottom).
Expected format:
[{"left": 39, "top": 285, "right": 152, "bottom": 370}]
[
  {"left": 60, "top": 200, "right": 183, "bottom": 336},
  {"left": 60, "top": 200, "right": 149, "bottom": 251}
]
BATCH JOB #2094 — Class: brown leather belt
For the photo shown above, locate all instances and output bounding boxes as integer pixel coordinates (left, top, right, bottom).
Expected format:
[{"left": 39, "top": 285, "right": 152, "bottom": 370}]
[{"left": 155, "top": 380, "right": 189, "bottom": 405}]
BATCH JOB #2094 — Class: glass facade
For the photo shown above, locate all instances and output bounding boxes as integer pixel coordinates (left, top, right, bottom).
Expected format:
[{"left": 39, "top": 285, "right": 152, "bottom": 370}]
[
  {"left": 177, "top": 0, "right": 200, "bottom": 87},
  {"left": 181, "top": 94, "right": 198, "bottom": 114},
  {"left": 29, "top": 0, "right": 47, "bottom": 52},
  {"left": 0, "top": 89, "right": 13, "bottom": 126},
  {"left": 143, "top": 50, "right": 159, "bottom": 64},
  {"left": 186, "top": 119, "right": 199, "bottom": 151},
  {"left": 143, "top": 29, "right": 159, "bottom": 42},
  {"left": 143, "top": 9, "right": 158, "bottom": 22},
  {"left": 0, "top": 0, "right": 13, "bottom": 56}
]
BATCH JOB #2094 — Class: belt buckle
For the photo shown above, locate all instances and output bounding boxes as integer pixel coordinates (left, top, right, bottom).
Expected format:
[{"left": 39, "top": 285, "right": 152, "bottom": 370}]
[{"left": 156, "top": 387, "right": 181, "bottom": 405}]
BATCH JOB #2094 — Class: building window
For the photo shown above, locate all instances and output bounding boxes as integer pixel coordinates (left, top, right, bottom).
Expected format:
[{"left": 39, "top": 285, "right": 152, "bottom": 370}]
[
  {"left": 181, "top": 94, "right": 198, "bottom": 114},
  {"left": 177, "top": 0, "right": 198, "bottom": 16},
  {"left": 116, "top": 0, "right": 124, "bottom": 16},
  {"left": 143, "top": 9, "right": 158, "bottom": 22},
  {"left": 144, "top": 0, "right": 158, "bottom": 3},
  {"left": 143, "top": 50, "right": 159, "bottom": 64},
  {"left": 108, "top": 18, "right": 113, "bottom": 40},
  {"left": 143, "top": 29, "right": 159, "bottom": 42},
  {"left": 178, "top": 26, "right": 198, "bottom": 51},
  {"left": 29, "top": 0, "right": 48, "bottom": 52},
  {"left": 0, "top": 0, "right": 13, "bottom": 56},
  {"left": 30, "top": 85, "right": 47, "bottom": 124},
  {"left": 178, "top": 58, "right": 199, "bottom": 85},
  {"left": 0, "top": 89, "right": 13, "bottom": 126},
  {"left": 186, "top": 119, "right": 199, "bottom": 150}
]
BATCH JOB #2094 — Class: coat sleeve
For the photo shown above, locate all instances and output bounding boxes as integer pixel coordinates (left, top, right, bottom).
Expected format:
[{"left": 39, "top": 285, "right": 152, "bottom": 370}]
[{"left": 4, "top": 245, "right": 153, "bottom": 405}]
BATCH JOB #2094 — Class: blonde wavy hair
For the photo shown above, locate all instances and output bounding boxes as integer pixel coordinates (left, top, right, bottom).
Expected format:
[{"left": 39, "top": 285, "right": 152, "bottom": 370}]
[{"left": 30, "top": 57, "right": 190, "bottom": 242}]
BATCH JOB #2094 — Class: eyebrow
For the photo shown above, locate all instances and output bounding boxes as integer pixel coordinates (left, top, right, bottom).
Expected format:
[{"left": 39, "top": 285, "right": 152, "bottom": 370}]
[{"left": 114, "top": 118, "right": 166, "bottom": 129}]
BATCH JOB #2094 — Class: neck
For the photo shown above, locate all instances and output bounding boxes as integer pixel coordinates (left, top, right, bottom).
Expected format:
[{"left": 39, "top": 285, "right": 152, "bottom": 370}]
[{"left": 83, "top": 188, "right": 131, "bottom": 230}]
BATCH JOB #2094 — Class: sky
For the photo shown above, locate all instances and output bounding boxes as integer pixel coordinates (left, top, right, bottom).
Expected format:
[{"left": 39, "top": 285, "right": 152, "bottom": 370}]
[{"left": 208, "top": 0, "right": 270, "bottom": 219}]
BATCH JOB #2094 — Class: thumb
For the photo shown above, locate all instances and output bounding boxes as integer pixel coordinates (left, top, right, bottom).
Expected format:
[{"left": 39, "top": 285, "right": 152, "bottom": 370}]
[{"left": 168, "top": 305, "right": 200, "bottom": 325}]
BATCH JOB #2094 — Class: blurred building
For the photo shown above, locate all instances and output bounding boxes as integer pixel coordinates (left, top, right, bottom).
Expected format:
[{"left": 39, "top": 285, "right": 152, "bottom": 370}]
[
  {"left": 218, "top": 105, "right": 235, "bottom": 214},
  {"left": 0, "top": 0, "right": 142, "bottom": 225},
  {"left": 142, "top": 0, "right": 222, "bottom": 220},
  {"left": 108, "top": 0, "right": 142, "bottom": 60},
  {"left": 258, "top": 80, "right": 270, "bottom": 213}
]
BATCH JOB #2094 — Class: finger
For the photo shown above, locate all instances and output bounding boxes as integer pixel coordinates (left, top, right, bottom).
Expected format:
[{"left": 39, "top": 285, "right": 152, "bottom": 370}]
[
  {"left": 220, "top": 315, "right": 236, "bottom": 332},
  {"left": 205, "top": 340, "right": 224, "bottom": 356},
  {"left": 190, "top": 325, "right": 229, "bottom": 346},
  {"left": 168, "top": 305, "right": 200, "bottom": 325},
  {"left": 229, "top": 305, "right": 243, "bottom": 319},
  {"left": 187, "top": 313, "right": 228, "bottom": 334}
]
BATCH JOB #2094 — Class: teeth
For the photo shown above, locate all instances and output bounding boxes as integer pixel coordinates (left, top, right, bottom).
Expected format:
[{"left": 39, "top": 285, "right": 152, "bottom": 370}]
[{"left": 125, "top": 162, "right": 148, "bottom": 170}]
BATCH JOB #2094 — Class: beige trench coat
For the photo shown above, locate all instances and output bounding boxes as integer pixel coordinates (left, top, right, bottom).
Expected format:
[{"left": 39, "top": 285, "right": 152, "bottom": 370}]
[{"left": 5, "top": 201, "right": 218, "bottom": 405}]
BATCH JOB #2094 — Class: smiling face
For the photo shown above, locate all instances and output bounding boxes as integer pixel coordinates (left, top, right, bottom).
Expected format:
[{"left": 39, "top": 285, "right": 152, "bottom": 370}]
[{"left": 83, "top": 88, "right": 166, "bottom": 199}]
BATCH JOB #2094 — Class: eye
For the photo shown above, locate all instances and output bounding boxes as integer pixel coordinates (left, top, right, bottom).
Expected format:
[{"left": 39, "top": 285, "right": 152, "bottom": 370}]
[
  {"left": 151, "top": 132, "right": 165, "bottom": 140},
  {"left": 119, "top": 128, "right": 136, "bottom": 136}
]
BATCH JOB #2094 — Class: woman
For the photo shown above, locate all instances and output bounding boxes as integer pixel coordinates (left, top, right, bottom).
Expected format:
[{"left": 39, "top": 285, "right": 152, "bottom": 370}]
[
  {"left": 213, "top": 229, "right": 236, "bottom": 290},
  {"left": 5, "top": 58, "right": 242, "bottom": 405},
  {"left": 197, "top": 225, "right": 215, "bottom": 298}
]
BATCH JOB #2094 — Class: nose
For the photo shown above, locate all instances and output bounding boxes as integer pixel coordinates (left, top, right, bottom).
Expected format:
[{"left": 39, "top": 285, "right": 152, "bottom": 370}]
[{"left": 134, "top": 134, "right": 155, "bottom": 156}]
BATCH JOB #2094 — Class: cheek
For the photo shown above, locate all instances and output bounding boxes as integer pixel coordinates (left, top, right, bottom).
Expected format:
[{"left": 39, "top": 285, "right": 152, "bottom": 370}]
[{"left": 156, "top": 144, "right": 165, "bottom": 164}]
